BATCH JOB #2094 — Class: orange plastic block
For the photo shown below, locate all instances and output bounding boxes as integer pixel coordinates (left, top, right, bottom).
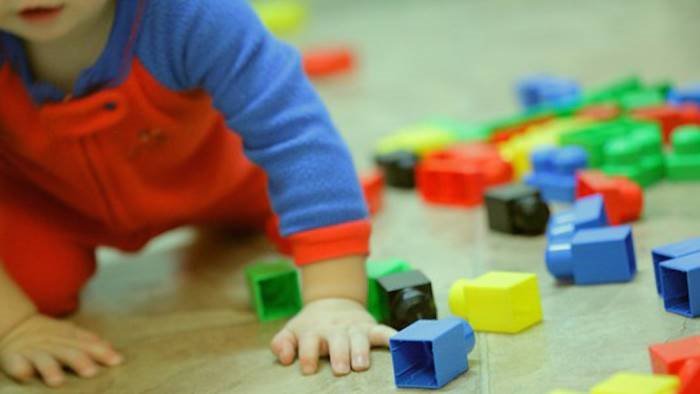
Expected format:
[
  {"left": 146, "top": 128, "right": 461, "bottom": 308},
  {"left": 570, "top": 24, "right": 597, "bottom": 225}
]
[
  {"left": 416, "top": 153, "right": 485, "bottom": 207},
  {"left": 489, "top": 115, "right": 553, "bottom": 144},
  {"left": 649, "top": 336, "right": 700, "bottom": 375},
  {"left": 361, "top": 170, "right": 385, "bottom": 215},
  {"left": 577, "top": 104, "right": 621, "bottom": 121},
  {"left": 303, "top": 47, "right": 355, "bottom": 78},
  {"left": 576, "top": 170, "right": 643, "bottom": 225},
  {"left": 679, "top": 358, "right": 700, "bottom": 394},
  {"left": 632, "top": 104, "right": 700, "bottom": 143},
  {"left": 440, "top": 143, "right": 514, "bottom": 186}
]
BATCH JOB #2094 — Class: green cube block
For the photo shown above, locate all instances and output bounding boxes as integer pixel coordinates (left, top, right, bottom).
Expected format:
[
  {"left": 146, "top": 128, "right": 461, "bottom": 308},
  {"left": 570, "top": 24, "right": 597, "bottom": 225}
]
[
  {"left": 245, "top": 260, "right": 302, "bottom": 321},
  {"left": 619, "top": 89, "right": 665, "bottom": 110},
  {"left": 583, "top": 76, "right": 642, "bottom": 105},
  {"left": 602, "top": 139, "right": 649, "bottom": 186},
  {"left": 632, "top": 122, "right": 665, "bottom": 184},
  {"left": 666, "top": 126, "right": 700, "bottom": 181},
  {"left": 366, "top": 259, "right": 412, "bottom": 322}
]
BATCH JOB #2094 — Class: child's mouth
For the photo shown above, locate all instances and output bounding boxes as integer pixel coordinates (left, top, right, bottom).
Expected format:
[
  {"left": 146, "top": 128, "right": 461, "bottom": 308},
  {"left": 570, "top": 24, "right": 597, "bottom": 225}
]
[{"left": 19, "top": 5, "right": 65, "bottom": 23}]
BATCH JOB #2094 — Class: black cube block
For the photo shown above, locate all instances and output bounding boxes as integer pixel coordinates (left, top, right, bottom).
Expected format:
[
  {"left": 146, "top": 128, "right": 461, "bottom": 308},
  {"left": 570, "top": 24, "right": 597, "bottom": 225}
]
[
  {"left": 374, "top": 150, "right": 419, "bottom": 189},
  {"left": 485, "top": 183, "right": 550, "bottom": 235},
  {"left": 377, "top": 270, "right": 437, "bottom": 330}
]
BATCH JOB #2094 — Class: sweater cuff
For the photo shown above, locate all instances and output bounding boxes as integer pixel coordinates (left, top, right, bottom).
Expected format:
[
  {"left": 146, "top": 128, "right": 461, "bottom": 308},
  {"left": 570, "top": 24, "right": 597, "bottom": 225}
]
[{"left": 289, "top": 220, "right": 372, "bottom": 266}]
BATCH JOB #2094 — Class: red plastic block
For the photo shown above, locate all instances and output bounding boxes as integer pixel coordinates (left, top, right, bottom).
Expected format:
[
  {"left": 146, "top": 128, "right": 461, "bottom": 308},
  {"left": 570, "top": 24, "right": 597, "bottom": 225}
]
[
  {"left": 436, "top": 143, "right": 514, "bottom": 186},
  {"left": 679, "top": 358, "right": 700, "bottom": 394},
  {"left": 632, "top": 104, "right": 700, "bottom": 143},
  {"left": 303, "top": 47, "right": 355, "bottom": 78},
  {"left": 576, "top": 104, "right": 621, "bottom": 121},
  {"left": 361, "top": 170, "right": 385, "bottom": 215},
  {"left": 649, "top": 336, "right": 700, "bottom": 375},
  {"left": 489, "top": 115, "right": 554, "bottom": 144},
  {"left": 576, "top": 170, "right": 643, "bottom": 225},
  {"left": 416, "top": 153, "right": 485, "bottom": 207}
]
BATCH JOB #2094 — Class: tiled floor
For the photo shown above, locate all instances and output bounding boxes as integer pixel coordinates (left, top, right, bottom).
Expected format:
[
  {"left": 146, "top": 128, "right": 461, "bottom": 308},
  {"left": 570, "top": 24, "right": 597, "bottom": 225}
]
[{"left": 2, "top": 0, "right": 700, "bottom": 392}]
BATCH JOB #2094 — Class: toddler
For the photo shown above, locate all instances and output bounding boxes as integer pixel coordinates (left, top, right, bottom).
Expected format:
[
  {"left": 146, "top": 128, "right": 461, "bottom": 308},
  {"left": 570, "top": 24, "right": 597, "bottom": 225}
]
[{"left": 0, "top": 0, "right": 394, "bottom": 387}]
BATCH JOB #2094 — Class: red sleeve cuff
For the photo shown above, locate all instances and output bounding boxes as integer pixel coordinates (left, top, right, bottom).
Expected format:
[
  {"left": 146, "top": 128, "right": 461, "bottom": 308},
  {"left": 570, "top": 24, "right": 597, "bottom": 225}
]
[{"left": 289, "top": 220, "right": 372, "bottom": 266}]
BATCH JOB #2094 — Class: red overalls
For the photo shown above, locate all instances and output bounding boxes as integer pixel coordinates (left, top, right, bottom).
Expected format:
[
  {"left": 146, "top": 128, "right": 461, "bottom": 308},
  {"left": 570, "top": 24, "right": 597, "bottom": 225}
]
[{"left": 0, "top": 59, "right": 370, "bottom": 316}]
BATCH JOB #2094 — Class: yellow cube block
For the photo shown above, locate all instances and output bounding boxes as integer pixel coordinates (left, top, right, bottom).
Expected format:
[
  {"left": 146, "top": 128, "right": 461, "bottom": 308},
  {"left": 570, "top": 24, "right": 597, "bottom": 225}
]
[
  {"left": 449, "top": 272, "right": 543, "bottom": 334},
  {"left": 548, "top": 390, "right": 586, "bottom": 394},
  {"left": 591, "top": 372, "right": 679, "bottom": 394},
  {"left": 253, "top": 1, "right": 307, "bottom": 36},
  {"left": 375, "top": 125, "right": 456, "bottom": 157}
]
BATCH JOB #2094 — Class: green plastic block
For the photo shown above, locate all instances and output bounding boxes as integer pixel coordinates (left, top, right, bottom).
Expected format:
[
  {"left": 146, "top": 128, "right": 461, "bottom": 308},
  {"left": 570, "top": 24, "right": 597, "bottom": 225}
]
[
  {"left": 560, "top": 121, "right": 629, "bottom": 167},
  {"left": 632, "top": 123, "right": 665, "bottom": 183},
  {"left": 583, "top": 76, "right": 643, "bottom": 105},
  {"left": 366, "top": 259, "right": 412, "bottom": 322},
  {"left": 602, "top": 139, "right": 649, "bottom": 186},
  {"left": 666, "top": 126, "right": 700, "bottom": 181},
  {"left": 424, "top": 117, "right": 492, "bottom": 142},
  {"left": 245, "top": 260, "right": 302, "bottom": 322},
  {"left": 619, "top": 89, "right": 665, "bottom": 110}
]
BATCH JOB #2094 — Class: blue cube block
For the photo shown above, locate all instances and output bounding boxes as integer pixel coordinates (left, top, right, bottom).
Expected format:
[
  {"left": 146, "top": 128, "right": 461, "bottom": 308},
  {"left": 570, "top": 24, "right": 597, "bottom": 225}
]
[
  {"left": 526, "top": 147, "right": 588, "bottom": 203},
  {"left": 516, "top": 75, "right": 582, "bottom": 111},
  {"left": 652, "top": 238, "right": 700, "bottom": 295},
  {"left": 546, "top": 225, "right": 636, "bottom": 285},
  {"left": 668, "top": 83, "right": 700, "bottom": 106},
  {"left": 659, "top": 254, "right": 700, "bottom": 318},
  {"left": 390, "top": 318, "right": 475, "bottom": 389},
  {"left": 546, "top": 194, "right": 608, "bottom": 241}
]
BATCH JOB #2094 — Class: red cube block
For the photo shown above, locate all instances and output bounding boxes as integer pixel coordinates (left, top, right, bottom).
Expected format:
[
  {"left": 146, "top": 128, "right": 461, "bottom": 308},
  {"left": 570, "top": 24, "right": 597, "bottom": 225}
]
[
  {"left": 649, "top": 336, "right": 700, "bottom": 375},
  {"left": 576, "top": 170, "right": 643, "bottom": 225},
  {"left": 632, "top": 104, "right": 700, "bottom": 143},
  {"left": 679, "top": 358, "right": 700, "bottom": 394},
  {"left": 361, "top": 170, "right": 385, "bottom": 215},
  {"left": 303, "top": 47, "right": 355, "bottom": 78},
  {"left": 437, "top": 143, "right": 513, "bottom": 186},
  {"left": 416, "top": 154, "right": 485, "bottom": 207}
]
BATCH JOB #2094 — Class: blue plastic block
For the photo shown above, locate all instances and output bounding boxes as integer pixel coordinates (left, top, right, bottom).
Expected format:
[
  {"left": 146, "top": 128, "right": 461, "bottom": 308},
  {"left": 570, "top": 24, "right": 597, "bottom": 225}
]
[
  {"left": 546, "top": 194, "right": 608, "bottom": 241},
  {"left": 546, "top": 225, "right": 637, "bottom": 285},
  {"left": 516, "top": 75, "right": 582, "bottom": 111},
  {"left": 652, "top": 238, "right": 700, "bottom": 296},
  {"left": 668, "top": 83, "right": 700, "bottom": 106},
  {"left": 389, "top": 318, "right": 476, "bottom": 389},
  {"left": 526, "top": 147, "right": 588, "bottom": 203},
  {"left": 659, "top": 254, "right": 700, "bottom": 318}
]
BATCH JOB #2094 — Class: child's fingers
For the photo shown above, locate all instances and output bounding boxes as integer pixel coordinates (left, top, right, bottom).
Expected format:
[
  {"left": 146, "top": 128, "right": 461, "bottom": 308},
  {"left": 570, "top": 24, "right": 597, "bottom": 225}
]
[
  {"left": 0, "top": 353, "right": 34, "bottom": 383},
  {"left": 298, "top": 334, "right": 321, "bottom": 375},
  {"left": 27, "top": 351, "right": 64, "bottom": 387},
  {"left": 49, "top": 346, "right": 99, "bottom": 378},
  {"left": 62, "top": 338, "right": 124, "bottom": 367},
  {"left": 327, "top": 333, "right": 350, "bottom": 376},
  {"left": 270, "top": 329, "right": 297, "bottom": 365},
  {"left": 368, "top": 325, "right": 397, "bottom": 347},
  {"left": 349, "top": 329, "right": 370, "bottom": 372}
]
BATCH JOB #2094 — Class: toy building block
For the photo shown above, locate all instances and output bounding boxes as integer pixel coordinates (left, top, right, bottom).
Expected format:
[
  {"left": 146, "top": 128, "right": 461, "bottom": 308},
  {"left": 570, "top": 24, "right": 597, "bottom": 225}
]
[
  {"left": 669, "top": 83, "right": 700, "bottom": 106},
  {"left": 651, "top": 238, "right": 700, "bottom": 295},
  {"left": 488, "top": 113, "right": 554, "bottom": 144},
  {"left": 448, "top": 272, "right": 542, "bottom": 334},
  {"left": 416, "top": 153, "right": 485, "bottom": 207},
  {"left": 649, "top": 335, "right": 700, "bottom": 375},
  {"left": 360, "top": 170, "right": 384, "bottom": 215},
  {"left": 546, "top": 225, "right": 636, "bottom": 285},
  {"left": 619, "top": 89, "right": 666, "bottom": 110},
  {"left": 484, "top": 184, "right": 550, "bottom": 235},
  {"left": 659, "top": 253, "right": 700, "bottom": 318},
  {"left": 546, "top": 194, "right": 608, "bottom": 241},
  {"left": 560, "top": 121, "right": 628, "bottom": 167},
  {"left": 632, "top": 123, "right": 666, "bottom": 185},
  {"left": 366, "top": 259, "right": 413, "bottom": 322},
  {"left": 437, "top": 143, "right": 513, "bottom": 186},
  {"left": 632, "top": 104, "right": 700, "bottom": 143},
  {"left": 303, "top": 46, "right": 355, "bottom": 78},
  {"left": 678, "top": 358, "right": 700, "bottom": 394},
  {"left": 601, "top": 139, "right": 649, "bottom": 187},
  {"left": 583, "top": 75, "right": 643, "bottom": 105},
  {"left": 375, "top": 125, "right": 456, "bottom": 157},
  {"left": 374, "top": 150, "right": 419, "bottom": 189},
  {"left": 576, "top": 171, "right": 643, "bottom": 225},
  {"left": 524, "top": 146, "right": 588, "bottom": 202},
  {"left": 245, "top": 260, "right": 302, "bottom": 321},
  {"left": 590, "top": 372, "right": 679, "bottom": 394},
  {"left": 547, "top": 391, "right": 586, "bottom": 394},
  {"left": 378, "top": 270, "right": 437, "bottom": 330},
  {"left": 252, "top": 0, "right": 306, "bottom": 36},
  {"left": 666, "top": 126, "right": 700, "bottom": 181},
  {"left": 516, "top": 75, "right": 582, "bottom": 111},
  {"left": 389, "top": 318, "right": 475, "bottom": 389},
  {"left": 577, "top": 103, "right": 621, "bottom": 121}
]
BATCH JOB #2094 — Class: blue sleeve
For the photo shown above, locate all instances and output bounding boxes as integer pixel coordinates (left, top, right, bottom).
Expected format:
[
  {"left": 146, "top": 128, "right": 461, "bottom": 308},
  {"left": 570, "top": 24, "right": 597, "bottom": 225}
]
[{"left": 135, "top": 0, "right": 368, "bottom": 236}]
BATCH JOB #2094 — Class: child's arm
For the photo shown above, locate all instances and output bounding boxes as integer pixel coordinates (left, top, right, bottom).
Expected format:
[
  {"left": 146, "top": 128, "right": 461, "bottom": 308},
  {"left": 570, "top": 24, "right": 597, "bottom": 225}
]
[
  {"left": 271, "top": 256, "right": 396, "bottom": 375},
  {"left": 0, "top": 264, "right": 123, "bottom": 387}
]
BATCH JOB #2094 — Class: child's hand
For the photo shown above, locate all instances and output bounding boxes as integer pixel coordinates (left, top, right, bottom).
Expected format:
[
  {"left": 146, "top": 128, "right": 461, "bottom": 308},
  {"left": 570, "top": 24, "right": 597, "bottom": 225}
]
[
  {"left": 0, "top": 314, "right": 123, "bottom": 387},
  {"left": 270, "top": 298, "right": 396, "bottom": 376}
]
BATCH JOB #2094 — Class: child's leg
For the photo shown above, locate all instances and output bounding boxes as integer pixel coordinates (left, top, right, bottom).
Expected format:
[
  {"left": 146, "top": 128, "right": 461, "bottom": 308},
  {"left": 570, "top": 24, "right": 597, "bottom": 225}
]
[{"left": 0, "top": 195, "right": 96, "bottom": 317}]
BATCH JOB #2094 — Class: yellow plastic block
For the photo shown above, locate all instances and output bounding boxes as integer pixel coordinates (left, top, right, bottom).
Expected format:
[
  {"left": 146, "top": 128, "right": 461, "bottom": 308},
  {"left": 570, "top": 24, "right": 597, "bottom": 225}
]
[
  {"left": 375, "top": 125, "right": 456, "bottom": 157},
  {"left": 548, "top": 390, "right": 586, "bottom": 394},
  {"left": 253, "top": 1, "right": 307, "bottom": 36},
  {"left": 449, "top": 272, "right": 543, "bottom": 334},
  {"left": 591, "top": 372, "right": 679, "bottom": 394}
]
